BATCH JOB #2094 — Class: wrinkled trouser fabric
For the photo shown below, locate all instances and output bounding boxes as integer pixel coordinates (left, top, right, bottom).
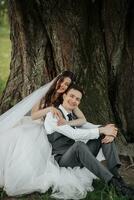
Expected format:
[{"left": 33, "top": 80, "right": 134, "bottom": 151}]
[{"left": 58, "top": 138, "right": 121, "bottom": 183}]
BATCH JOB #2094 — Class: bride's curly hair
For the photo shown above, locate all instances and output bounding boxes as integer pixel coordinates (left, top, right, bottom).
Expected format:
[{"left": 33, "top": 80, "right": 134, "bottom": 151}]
[{"left": 40, "top": 70, "right": 76, "bottom": 108}]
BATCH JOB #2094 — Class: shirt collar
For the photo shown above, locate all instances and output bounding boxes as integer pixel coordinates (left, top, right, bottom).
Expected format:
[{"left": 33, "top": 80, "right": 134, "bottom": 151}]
[{"left": 59, "top": 104, "right": 72, "bottom": 120}]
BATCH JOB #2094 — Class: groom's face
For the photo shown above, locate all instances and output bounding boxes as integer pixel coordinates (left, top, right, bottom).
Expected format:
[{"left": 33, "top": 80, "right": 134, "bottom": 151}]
[{"left": 63, "top": 88, "right": 82, "bottom": 111}]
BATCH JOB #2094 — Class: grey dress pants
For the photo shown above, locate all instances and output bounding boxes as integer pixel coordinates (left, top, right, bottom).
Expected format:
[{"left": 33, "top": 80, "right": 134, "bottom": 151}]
[{"left": 58, "top": 138, "right": 121, "bottom": 183}]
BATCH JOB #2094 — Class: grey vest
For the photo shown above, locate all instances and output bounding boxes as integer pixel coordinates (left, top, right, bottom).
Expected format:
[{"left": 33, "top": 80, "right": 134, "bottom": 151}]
[{"left": 47, "top": 108, "right": 77, "bottom": 155}]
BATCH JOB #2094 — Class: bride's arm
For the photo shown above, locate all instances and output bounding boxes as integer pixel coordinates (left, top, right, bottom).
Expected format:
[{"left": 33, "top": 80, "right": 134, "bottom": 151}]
[
  {"left": 72, "top": 108, "right": 101, "bottom": 128},
  {"left": 58, "top": 107, "right": 87, "bottom": 126},
  {"left": 69, "top": 107, "right": 87, "bottom": 126},
  {"left": 31, "top": 101, "right": 53, "bottom": 120},
  {"left": 31, "top": 102, "right": 62, "bottom": 120}
]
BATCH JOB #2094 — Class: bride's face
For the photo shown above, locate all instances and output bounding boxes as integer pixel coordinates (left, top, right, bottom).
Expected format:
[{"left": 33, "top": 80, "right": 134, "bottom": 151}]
[{"left": 56, "top": 77, "right": 72, "bottom": 94}]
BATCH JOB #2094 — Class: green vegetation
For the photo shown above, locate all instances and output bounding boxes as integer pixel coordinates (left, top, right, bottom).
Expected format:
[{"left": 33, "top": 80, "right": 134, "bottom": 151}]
[
  {"left": 0, "top": 180, "right": 128, "bottom": 200},
  {"left": 0, "top": 15, "right": 11, "bottom": 96}
]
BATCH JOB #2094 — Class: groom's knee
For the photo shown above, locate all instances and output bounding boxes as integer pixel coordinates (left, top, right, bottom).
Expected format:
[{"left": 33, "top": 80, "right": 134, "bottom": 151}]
[{"left": 74, "top": 141, "right": 87, "bottom": 151}]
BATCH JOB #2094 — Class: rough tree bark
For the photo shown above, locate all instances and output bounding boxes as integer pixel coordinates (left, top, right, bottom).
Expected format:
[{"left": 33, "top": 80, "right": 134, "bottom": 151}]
[{"left": 0, "top": 0, "right": 134, "bottom": 160}]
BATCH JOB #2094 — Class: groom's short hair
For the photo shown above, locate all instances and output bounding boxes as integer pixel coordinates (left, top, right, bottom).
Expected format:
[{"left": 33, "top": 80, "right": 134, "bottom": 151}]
[{"left": 65, "top": 84, "right": 84, "bottom": 96}]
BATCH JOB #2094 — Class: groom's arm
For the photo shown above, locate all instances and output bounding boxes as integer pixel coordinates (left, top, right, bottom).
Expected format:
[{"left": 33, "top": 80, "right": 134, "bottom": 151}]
[
  {"left": 44, "top": 112, "right": 100, "bottom": 141},
  {"left": 81, "top": 122, "right": 101, "bottom": 129}
]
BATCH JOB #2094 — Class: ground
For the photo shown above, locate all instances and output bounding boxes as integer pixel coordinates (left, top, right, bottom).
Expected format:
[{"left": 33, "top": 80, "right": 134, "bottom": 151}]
[
  {"left": 120, "top": 157, "right": 134, "bottom": 187},
  {"left": 1, "top": 157, "right": 134, "bottom": 200}
]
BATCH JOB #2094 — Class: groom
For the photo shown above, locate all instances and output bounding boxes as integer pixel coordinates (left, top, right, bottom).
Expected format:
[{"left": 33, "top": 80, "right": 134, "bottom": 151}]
[{"left": 44, "top": 84, "right": 134, "bottom": 198}]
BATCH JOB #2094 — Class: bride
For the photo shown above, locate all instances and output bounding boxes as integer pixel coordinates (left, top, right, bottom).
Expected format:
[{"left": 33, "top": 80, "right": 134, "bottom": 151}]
[{"left": 0, "top": 71, "right": 103, "bottom": 199}]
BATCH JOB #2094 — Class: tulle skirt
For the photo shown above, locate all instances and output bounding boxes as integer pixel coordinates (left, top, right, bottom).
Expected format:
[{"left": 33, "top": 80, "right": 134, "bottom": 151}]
[{"left": 0, "top": 117, "right": 103, "bottom": 199}]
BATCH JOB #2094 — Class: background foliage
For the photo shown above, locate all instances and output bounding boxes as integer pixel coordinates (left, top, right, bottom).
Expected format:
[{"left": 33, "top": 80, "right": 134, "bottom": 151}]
[{"left": 0, "top": 0, "right": 10, "bottom": 96}]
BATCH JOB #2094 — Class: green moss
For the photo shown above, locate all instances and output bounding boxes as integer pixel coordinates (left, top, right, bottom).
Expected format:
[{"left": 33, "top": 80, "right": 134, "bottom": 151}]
[{"left": 0, "top": 23, "right": 11, "bottom": 96}]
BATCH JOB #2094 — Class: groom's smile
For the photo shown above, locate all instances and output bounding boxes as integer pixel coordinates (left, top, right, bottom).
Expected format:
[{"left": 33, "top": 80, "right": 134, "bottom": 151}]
[{"left": 62, "top": 89, "right": 82, "bottom": 112}]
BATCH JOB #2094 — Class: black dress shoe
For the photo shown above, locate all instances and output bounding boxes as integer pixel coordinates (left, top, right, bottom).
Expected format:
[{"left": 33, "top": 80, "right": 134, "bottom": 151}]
[{"left": 110, "top": 177, "right": 134, "bottom": 198}]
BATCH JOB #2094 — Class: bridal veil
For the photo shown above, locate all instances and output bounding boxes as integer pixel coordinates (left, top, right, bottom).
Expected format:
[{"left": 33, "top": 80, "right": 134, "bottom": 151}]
[{"left": 0, "top": 80, "right": 54, "bottom": 133}]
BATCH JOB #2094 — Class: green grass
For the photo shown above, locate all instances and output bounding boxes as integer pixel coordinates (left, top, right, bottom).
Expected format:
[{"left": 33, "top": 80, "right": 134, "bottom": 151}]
[
  {"left": 0, "top": 23, "right": 11, "bottom": 95},
  {"left": 0, "top": 180, "right": 129, "bottom": 200}
]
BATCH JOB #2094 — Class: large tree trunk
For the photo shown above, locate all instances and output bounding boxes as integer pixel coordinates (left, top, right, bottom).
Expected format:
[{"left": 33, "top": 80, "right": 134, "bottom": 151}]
[{"left": 0, "top": 0, "right": 134, "bottom": 160}]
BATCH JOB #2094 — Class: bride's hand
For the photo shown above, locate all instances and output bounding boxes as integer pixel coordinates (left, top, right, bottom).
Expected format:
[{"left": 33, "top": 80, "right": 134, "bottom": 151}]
[
  {"left": 57, "top": 118, "right": 68, "bottom": 126},
  {"left": 50, "top": 107, "right": 62, "bottom": 119}
]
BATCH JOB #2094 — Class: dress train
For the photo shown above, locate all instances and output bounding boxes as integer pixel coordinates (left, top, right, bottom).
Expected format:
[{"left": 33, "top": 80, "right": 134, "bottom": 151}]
[{"left": 0, "top": 117, "right": 104, "bottom": 199}]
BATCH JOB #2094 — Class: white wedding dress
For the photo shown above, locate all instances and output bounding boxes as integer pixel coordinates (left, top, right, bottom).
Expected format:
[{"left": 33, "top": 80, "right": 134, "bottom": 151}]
[{"left": 0, "top": 80, "right": 104, "bottom": 199}]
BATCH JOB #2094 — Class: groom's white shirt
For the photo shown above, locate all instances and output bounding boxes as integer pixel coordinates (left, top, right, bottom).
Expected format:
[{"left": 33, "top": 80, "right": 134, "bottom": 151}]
[{"left": 44, "top": 104, "right": 100, "bottom": 142}]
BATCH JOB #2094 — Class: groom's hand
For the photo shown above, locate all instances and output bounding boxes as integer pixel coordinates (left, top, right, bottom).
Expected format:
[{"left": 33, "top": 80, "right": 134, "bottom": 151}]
[
  {"left": 99, "top": 124, "right": 118, "bottom": 137},
  {"left": 101, "top": 135, "right": 114, "bottom": 144}
]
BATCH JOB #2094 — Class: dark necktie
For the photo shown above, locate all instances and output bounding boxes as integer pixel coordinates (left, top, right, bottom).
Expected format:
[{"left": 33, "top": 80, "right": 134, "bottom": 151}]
[
  {"left": 67, "top": 113, "right": 74, "bottom": 121},
  {"left": 67, "top": 113, "right": 76, "bottom": 129}
]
